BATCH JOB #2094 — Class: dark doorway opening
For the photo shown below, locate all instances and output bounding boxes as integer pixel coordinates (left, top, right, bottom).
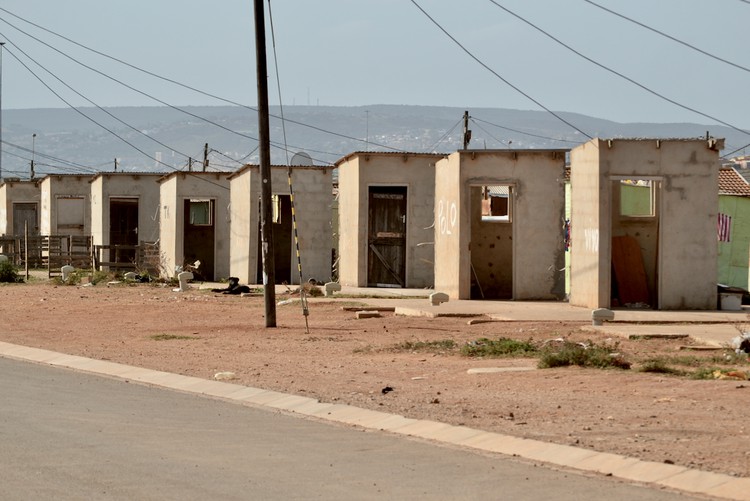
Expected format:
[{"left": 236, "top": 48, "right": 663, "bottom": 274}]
[
  {"left": 367, "top": 186, "right": 407, "bottom": 287},
  {"left": 257, "top": 195, "right": 293, "bottom": 284},
  {"left": 110, "top": 198, "right": 139, "bottom": 263},
  {"left": 184, "top": 199, "right": 215, "bottom": 281}
]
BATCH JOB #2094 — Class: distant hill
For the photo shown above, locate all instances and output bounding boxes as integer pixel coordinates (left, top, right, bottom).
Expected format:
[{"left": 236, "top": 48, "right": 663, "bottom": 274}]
[{"left": 1, "top": 104, "right": 746, "bottom": 178}]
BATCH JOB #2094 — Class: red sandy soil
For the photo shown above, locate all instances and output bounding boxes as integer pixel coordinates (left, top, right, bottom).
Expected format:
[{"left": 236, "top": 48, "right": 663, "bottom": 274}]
[{"left": 1, "top": 282, "right": 749, "bottom": 479}]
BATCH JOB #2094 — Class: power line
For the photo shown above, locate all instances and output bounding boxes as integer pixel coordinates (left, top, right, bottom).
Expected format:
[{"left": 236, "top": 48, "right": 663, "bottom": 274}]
[
  {"left": 583, "top": 0, "right": 750, "bottom": 75},
  {"left": 0, "top": 31, "right": 199, "bottom": 165},
  {"left": 486, "top": 0, "right": 750, "bottom": 138},
  {"left": 470, "top": 119, "right": 512, "bottom": 148},
  {"left": 2, "top": 139, "right": 97, "bottom": 172},
  {"left": 426, "top": 117, "right": 463, "bottom": 153},
  {"left": 2, "top": 45, "right": 180, "bottom": 172},
  {"left": 471, "top": 116, "right": 582, "bottom": 144},
  {"left": 409, "top": 0, "right": 593, "bottom": 140},
  {"left": 0, "top": 7, "right": 404, "bottom": 154}
]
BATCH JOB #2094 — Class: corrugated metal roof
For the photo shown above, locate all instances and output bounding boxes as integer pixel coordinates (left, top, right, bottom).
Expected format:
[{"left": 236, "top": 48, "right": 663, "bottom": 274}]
[{"left": 719, "top": 167, "right": 750, "bottom": 196}]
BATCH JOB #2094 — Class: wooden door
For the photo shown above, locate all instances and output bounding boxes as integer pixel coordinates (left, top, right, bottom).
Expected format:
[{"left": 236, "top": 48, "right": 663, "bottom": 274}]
[
  {"left": 13, "top": 203, "right": 39, "bottom": 236},
  {"left": 367, "top": 187, "right": 407, "bottom": 287}
]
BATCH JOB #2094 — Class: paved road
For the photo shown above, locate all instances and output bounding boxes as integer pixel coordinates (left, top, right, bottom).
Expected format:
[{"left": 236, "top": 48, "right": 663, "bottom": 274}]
[{"left": 0, "top": 357, "right": 699, "bottom": 500}]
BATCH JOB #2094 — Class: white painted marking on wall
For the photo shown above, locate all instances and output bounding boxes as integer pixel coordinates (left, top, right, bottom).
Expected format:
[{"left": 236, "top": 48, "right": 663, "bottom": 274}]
[
  {"left": 438, "top": 199, "right": 457, "bottom": 236},
  {"left": 584, "top": 228, "right": 599, "bottom": 252}
]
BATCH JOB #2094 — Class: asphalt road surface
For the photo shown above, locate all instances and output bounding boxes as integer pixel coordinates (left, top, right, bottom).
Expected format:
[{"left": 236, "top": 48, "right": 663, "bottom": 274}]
[{"left": 0, "top": 357, "right": 701, "bottom": 500}]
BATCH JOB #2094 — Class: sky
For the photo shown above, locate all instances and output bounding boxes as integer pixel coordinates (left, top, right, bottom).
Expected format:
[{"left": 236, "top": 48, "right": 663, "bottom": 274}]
[{"left": 0, "top": 0, "right": 748, "bottom": 129}]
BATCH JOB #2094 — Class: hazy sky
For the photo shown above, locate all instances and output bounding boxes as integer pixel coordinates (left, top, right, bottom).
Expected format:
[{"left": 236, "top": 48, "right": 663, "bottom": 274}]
[{"left": 0, "top": 0, "right": 748, "bottom": 128}]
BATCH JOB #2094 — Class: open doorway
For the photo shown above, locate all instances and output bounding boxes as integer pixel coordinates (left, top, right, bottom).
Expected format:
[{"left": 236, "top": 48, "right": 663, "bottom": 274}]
[
  {"left": 183, "top": 198, "right": 215, "bottom": 281},
  {"left": 110, "top": 198, "right": 139, "bottom": 263},
  {"left": 367, "top": 186, "right": 407, "bottom": 287},
  {"left": 470, "top": 184, "right": 513, "bottom": 299},
  {"left": 610, "top": 178, "right": 661, "bottom": 309},
  {"left": 256, "top": 195, "right": 293, "bottom": 284}
]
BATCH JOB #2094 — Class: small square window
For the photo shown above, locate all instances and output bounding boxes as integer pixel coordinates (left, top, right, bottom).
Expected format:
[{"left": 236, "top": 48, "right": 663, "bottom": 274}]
[
  {"left": 480, "top": 185, "right": 512, "bottom": 222},
  {"left": 189, "top": 200, "right": 212, "bottom": 225},
  {"left": 619, "top": 180, "right": 654, "bottom": 217}
]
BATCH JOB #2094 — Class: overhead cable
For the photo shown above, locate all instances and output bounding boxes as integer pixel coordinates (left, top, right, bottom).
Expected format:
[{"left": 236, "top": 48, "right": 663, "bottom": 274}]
[
  {"left": 0, "top": 7, "right": 403, "bottom": 154},
  {"left": 583, "top": 0, "right": 750, "bottom": 75},
  {"left": 486, "top": 0, "right": 750, "bottom": 138},
  {"left": 409, "top": 0, "right": 593, "bottom": 140}
]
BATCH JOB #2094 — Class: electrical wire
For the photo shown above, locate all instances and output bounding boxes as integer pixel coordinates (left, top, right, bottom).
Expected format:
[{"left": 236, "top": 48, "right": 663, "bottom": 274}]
[
  {"left": 0, "top": 7, "right": 404, "bottom": 154},
  {"left": 469, "top": 119, "right": 512, "bottom": 148},
  {"left": 486, "top": 0, "right": 750, "bottom": 138},
  {"left": 583, "top": 0, "right": 750, "bottom": 75},
  {"left": 410, "top": 0, "right": 593, "bottom": 140},
  {"left": 2, "top": 139, "right": 98, "bottom": 172},
  {"left": 426, "top": 118, "right": 463, "bottom": 153},
  {"left": 471, "top": 116, "right": 582, "bottom": 144},
  {"left": 0, "top": 31, "right": 200, "bottom": 166},
  {"left": 2, "top": 45, "right": 182, "bottom": 173}
]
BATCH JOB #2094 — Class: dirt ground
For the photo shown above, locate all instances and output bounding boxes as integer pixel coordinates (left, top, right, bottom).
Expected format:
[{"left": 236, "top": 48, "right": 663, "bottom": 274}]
[{"left": 1, "top": 282, "right": 749, "bottom": 479}]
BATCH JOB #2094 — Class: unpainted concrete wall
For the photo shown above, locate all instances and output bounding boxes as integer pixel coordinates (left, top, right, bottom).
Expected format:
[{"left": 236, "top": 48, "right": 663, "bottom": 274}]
[
  {"left": 39, "top": 175, "right": 92, "bottom": 236},
  {"left": 0, "top": 181, "right": 40, "bottom": 235},
  {"left": 89, "top": 174, "right": 162, "bottom": 246},
  {"left": 435, "top": 150, "right": 567, "bottom": 300},
  {"left": 159, "top": 172, "right": 232, "bottom": 279},
  {"left": 569, "top": 138, "right": 721, "bottom": 310},
  {"left": 229, "top": 165, "right": 333, "bottom": 285},
  {"left": 337, "top": 153, "right": 441, "bottom": 288}
]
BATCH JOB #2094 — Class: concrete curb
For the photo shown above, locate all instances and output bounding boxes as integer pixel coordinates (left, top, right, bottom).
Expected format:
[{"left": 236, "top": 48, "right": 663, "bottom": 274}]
[{"left": 0, "top": 340, "right": 746, "bottom": 501}]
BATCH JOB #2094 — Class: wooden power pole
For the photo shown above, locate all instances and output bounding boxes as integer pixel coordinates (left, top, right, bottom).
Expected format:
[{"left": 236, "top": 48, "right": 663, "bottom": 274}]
[
  {"left": 203, "top": 143, "right": 209, "bottom": 172},
  {"left": 254, "top": 0, "right": 276, "bottom": 327},
  {"left": 462, "top": 110, "right": 471, "bottom": 150}
]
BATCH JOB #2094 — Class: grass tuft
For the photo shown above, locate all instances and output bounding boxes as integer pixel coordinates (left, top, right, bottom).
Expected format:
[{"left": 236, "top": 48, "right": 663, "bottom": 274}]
[
  {"left": 538, "top": 340, "right": 630, "bottom": 370},
  {"left": 461, "top": 337, "right": 537, "bottom": 358},
  {"left": 150, "top": 334, "right": 200, "bottom": 341}
]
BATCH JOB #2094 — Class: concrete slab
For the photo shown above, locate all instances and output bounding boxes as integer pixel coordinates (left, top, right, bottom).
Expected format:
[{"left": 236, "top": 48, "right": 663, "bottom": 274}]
[{"left": 705, "top": 478, "right": 750, "bottom": 500}]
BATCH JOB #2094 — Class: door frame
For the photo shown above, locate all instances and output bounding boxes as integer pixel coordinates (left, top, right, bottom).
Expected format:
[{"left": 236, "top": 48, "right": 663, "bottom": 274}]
[
  {"left": 608, "top": 176, "right": 663, "bottom": 309},
  {"left": 366, "top": 184, "right": 408, "bottom": 288}
]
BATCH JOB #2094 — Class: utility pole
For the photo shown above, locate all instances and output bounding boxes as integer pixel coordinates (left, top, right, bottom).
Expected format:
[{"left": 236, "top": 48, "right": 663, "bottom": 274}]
[
  {"left": 0, "top": 42, "right": 5, "bottom": 182},
  {"left": 203, "top": 143, "right": 209, "bottom": 172},
  {"left": 462, "top": 110, "right": 471, "bottom": 150},
  {"left": 114, "top": 158, "right": 118, "bottom": 172},
  {"left": 188, "top": 157, "right": 193, "bottom": 172},
  {"left": 254, "top": 0, "right": 276, "bottom": 327},
  {"left": 30, "top": 133, "right": 36, "bottom": 179}
]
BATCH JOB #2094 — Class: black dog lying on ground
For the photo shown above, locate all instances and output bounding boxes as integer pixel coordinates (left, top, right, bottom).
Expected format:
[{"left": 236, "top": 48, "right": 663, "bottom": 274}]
[{"left": 212, "top": 277, "right": 251, "bottom": 295}]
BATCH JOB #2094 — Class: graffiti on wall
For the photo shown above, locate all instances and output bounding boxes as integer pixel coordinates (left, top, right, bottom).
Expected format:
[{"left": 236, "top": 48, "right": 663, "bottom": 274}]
[{"left": 438, "top": 199, "right": 457, "bottom": 236}]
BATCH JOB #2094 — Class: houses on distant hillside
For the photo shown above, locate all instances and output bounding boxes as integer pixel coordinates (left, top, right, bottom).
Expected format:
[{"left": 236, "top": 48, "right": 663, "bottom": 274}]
[{"left": 0, "top": 137, "right": 743, "bottom": 311}]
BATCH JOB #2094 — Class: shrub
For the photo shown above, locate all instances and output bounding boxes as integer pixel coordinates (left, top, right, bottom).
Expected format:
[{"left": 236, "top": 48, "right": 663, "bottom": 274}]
[
  {"left": 461, "top": 337, "right": 537, "bottom": 358},
  {"left": 0, "top": 261, "right": 19, "bottom": 283},
  {"left": 638, "top": 358, "right": 686, "bottom": 376},
  {"left": 538, "top": 340, "right": 630, "bottom": 370}
]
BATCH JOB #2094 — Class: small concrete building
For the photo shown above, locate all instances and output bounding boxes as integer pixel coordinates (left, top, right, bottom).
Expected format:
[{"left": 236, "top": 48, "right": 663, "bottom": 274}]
[
  {"left": 89, "top": 172, "right": 163, "bottom": 269},
  {"left": 39, "top": 174, "right": 93, "bottom": 236},
  {"left": 229, "top": 164, "right": 334, "bottom": 285},
  {"left": 0, "top": 178, "right": 41, "bottom": 236},
  {"left": 336, "top": 152, "right": 445, "bottom": 288},
  {"left": 158, "top": 171, "right": 233, "bottom": 281},
  {"left": 90, "top": 172, "right": 163, "bottom": 247},
  {"left": 569, "top": 138, "right": 723, "bottom": 310},
  {"left": 434, "top": 150, "right": 568, "bottom": 300}
]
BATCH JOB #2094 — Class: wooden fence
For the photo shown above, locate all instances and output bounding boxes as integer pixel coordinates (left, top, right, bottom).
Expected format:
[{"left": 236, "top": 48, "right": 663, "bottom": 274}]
[{"left": 0, "top": 235, "right": 160, "bottom": 277}]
